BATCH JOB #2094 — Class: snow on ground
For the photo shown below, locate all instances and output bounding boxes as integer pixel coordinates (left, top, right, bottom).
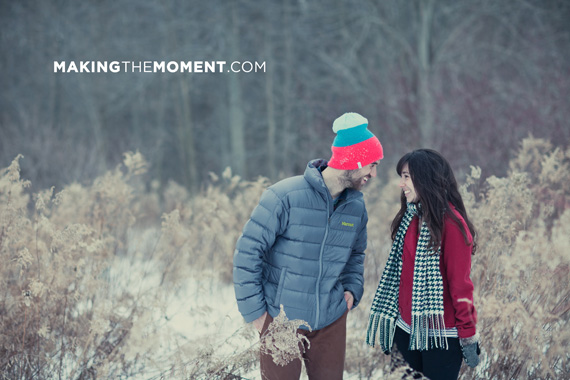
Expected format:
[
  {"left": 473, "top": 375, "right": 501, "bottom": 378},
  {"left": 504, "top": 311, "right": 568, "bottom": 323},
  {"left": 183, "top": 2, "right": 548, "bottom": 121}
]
[
  {"left": 165, "top": 271, "right": 371, "bottom": 380},
  {"left": 110, "top": 233, "right": 374, "bottom": 379},
  {"left": 166, "top": 273, "right": 261, "bottom": 378}
]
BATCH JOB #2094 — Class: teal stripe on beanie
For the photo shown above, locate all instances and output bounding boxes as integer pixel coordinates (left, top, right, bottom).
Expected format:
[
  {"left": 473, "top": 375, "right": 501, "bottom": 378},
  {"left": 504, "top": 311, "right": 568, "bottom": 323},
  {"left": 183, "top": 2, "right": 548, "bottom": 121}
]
[{"left": 332, "top": 124, "right": 375, "bottom": 147}]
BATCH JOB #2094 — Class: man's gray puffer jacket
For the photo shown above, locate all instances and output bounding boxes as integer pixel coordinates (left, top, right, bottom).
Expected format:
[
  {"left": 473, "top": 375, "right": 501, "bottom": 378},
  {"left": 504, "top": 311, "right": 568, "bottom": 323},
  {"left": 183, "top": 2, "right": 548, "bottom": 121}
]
[{"left": 233, "top": 159, "right": 368, "bottom": 330}]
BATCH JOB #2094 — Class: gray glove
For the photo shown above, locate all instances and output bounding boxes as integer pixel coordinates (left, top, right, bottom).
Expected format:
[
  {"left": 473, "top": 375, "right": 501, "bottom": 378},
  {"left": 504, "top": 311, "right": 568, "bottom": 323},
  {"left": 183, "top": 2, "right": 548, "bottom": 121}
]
[{"left": 459, "top": 334, "right": 481, "bottom": 368}]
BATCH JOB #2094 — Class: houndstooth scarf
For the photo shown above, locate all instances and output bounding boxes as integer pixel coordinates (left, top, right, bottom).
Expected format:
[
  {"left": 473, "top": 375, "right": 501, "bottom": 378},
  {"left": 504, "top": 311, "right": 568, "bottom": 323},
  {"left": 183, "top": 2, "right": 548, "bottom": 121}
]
[{"left": 366, "top": 202, "right": 448, "bottom": 352}]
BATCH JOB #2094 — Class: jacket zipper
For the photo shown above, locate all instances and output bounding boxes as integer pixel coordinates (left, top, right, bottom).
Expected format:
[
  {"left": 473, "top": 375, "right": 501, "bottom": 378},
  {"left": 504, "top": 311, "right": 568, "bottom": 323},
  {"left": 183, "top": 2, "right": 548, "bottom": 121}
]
[
  {"left": 315, "top": 196, "right": 359, "bottom": 329},
  {"left": 315, "top": 195, "right": 330, "bottom": 330}
]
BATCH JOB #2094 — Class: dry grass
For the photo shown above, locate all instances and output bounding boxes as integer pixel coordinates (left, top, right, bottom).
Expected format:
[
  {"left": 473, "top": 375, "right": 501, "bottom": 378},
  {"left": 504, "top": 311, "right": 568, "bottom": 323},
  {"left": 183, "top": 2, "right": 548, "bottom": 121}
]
[{"left": 1, "top": 137, "right": 568, "bottom": 379}]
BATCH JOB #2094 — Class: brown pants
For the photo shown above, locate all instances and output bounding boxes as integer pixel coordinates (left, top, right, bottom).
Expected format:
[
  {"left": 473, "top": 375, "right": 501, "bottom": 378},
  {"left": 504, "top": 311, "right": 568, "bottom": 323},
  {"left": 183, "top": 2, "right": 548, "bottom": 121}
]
[{"left": 259, "top": 310, "right": 348, "bottom": 380}]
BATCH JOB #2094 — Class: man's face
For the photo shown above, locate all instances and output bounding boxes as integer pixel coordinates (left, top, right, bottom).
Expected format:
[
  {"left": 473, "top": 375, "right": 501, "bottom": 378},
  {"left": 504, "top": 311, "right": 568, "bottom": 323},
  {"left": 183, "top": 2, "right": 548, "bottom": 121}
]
[{"left": 341, "top": 160, "right": 379, "bottom": 191}]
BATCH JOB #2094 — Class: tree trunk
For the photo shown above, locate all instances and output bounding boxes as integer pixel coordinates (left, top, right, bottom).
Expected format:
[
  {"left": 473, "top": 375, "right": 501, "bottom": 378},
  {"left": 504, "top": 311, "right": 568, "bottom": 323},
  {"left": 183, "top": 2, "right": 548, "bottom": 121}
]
[
  {"left": 176, "top": 79, "right": 198, "bottom": 192},
  {"left": 280, "top": 2, "right": 294, "bottom": 171},
  {"left": 228, "top": 4, "right": 247, "bottom": 178},
  {"left": 417, "top": 0, "right": 435, "bottom": 147},
  {"left": 264, "top": 26, "right": 277, "bottom": 180}
]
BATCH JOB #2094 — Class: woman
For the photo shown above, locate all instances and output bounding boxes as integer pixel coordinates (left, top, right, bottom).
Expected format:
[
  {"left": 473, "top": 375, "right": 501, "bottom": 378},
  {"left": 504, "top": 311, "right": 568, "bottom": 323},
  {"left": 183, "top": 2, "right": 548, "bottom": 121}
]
[{"left": 367, "top": 149, "right": 480, "bottom": 380}]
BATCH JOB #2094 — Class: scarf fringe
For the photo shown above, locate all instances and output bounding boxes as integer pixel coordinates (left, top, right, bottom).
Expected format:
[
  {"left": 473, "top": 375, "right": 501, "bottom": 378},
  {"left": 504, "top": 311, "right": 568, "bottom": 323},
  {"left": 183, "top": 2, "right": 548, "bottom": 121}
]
[
  {"left": 409, "top": 314, "right": 448, "bottom": 351},
  {"left": 366, "top": 312, "right": 396, "bottom": 354}
]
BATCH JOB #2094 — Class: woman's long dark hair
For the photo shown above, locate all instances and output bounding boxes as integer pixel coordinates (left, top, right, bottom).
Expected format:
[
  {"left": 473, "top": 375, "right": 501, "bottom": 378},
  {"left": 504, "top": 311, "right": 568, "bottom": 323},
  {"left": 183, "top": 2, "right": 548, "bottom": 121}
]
[{"left": 390, "top": 149, "right": 477, "bottom": 254}]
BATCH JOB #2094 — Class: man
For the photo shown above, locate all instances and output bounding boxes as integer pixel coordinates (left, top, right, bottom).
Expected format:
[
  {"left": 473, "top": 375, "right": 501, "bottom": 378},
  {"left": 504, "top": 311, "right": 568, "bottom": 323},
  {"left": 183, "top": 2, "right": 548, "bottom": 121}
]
[{"left": 233, "top": 112, "right": 383, "bottom": 380}]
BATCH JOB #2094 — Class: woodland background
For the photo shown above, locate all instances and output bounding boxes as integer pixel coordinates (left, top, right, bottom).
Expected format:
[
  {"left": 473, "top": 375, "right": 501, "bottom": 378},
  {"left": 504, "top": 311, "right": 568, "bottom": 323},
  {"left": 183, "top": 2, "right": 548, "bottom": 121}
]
[
  {"left": 2, "top": 0, "right": 570, "bottom": 192},
  {"left": 1, "top": 1, "right": 569, "bottom": 379}
]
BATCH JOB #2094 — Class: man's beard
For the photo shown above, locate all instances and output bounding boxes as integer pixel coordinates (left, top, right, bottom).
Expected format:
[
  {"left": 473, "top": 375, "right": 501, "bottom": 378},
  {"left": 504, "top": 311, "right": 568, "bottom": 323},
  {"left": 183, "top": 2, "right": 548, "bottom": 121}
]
[{"left": 340, "top": 170, "right": 368, "bottom": 191}]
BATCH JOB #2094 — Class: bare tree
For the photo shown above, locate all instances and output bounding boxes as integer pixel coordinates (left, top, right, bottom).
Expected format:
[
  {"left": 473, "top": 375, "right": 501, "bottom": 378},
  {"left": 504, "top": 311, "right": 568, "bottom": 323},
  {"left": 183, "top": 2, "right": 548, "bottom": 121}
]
[{"left": 1, "top": 0, "right": 569, "bottom": 189}]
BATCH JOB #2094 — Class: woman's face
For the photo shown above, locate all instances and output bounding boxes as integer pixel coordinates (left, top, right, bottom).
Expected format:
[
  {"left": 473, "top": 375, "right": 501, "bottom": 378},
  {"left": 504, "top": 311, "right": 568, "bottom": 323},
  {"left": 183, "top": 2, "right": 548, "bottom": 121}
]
[{"left": 399, "top": 163, "right": 419, "bottom": 202}]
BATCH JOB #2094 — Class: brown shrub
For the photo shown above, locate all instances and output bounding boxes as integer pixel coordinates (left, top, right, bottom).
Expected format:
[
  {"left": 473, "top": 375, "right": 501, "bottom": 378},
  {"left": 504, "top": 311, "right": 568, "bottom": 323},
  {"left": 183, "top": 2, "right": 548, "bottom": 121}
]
[{"left": 1, "top": 137, "right": 568, "bottom": 379}]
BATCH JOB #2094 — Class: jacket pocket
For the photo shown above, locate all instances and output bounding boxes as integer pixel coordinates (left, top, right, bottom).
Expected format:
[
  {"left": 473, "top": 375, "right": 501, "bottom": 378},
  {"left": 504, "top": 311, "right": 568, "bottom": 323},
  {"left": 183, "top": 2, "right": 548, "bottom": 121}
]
[{"left": 274, "top": 267, "right": 288, "bottom": 307}]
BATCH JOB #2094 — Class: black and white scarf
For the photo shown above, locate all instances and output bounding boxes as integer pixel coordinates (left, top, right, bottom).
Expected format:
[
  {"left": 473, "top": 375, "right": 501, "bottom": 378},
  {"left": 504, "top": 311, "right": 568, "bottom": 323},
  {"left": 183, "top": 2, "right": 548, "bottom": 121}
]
[{"left": 366, "top": 202, "right": 448, "bottom": 352}]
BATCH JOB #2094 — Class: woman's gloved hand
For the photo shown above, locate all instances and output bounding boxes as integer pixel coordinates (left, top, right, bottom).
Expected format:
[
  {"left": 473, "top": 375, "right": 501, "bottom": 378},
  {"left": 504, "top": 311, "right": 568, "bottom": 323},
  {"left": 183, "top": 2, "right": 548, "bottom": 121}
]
[{"left": 459, "top": 333, "right": 481, "bottom": 368}]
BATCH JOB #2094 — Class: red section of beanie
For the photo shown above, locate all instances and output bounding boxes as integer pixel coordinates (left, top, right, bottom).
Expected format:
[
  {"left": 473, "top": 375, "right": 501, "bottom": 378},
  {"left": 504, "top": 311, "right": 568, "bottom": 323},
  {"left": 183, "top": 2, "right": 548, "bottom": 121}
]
[{"left": 328, "top": 137, "right": 383, "bottom": 170}]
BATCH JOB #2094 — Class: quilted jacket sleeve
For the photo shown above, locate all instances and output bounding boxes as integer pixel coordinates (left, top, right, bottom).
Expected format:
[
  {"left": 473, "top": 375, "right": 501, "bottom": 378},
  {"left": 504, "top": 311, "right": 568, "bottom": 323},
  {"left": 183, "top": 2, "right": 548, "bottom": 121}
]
[
  {"left": 339, "top": 208, "right": 367, "bottom": 308},
  {"left": 233, "top": 188, "right": 287, "bottom": 323}
]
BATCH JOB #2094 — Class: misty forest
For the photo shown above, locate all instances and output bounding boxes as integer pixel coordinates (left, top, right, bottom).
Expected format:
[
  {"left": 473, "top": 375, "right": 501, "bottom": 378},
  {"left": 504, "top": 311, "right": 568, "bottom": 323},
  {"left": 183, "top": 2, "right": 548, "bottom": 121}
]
[{"left": 1, "top": 1, "right": 569, "bottom": 379}]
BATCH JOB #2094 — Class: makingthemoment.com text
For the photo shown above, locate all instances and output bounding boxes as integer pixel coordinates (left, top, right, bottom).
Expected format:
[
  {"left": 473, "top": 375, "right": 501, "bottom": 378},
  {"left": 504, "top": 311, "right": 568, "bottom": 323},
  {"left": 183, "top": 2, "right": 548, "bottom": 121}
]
[{"left": 54, "top": 60, "right": 266, "bottom": 73}]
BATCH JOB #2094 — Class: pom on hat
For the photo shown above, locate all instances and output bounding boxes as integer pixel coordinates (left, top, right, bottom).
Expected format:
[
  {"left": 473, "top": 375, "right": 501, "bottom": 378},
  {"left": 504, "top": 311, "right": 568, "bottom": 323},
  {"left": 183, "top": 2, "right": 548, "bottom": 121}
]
[
  {"left": 328, "top": 112, "right": 383, "bottom": 170},
  {"left": 332, "top": 113, "right": 369, "bottom": 133}
]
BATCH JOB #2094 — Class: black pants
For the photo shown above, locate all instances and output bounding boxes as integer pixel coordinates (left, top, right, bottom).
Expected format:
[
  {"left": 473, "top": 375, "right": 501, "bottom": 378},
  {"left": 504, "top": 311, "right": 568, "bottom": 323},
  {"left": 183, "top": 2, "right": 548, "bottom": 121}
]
[{"left": 394, "top": 326, "right": 463, "bottom": 380}]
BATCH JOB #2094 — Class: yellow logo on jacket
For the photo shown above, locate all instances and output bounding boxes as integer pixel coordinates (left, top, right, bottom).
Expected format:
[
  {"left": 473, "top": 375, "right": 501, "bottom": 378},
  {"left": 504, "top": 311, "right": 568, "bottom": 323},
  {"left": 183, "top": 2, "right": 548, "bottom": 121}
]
[{"left": 341, "top": 222, "right": 354, "bottom": 227}]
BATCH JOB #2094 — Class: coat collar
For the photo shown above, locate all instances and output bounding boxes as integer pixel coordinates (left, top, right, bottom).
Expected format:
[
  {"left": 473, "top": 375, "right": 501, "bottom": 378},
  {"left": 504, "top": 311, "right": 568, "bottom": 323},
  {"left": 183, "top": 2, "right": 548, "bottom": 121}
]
[{"left": 304, "top": 159, "right": 363, "bottom": 203}]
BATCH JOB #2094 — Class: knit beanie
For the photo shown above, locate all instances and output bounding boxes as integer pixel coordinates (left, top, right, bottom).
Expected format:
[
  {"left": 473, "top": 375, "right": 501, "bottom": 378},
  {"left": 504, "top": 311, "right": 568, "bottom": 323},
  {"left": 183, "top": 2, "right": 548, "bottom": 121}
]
[{"left": 328, "top": 112, "right": 384, "bottom": 170}]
